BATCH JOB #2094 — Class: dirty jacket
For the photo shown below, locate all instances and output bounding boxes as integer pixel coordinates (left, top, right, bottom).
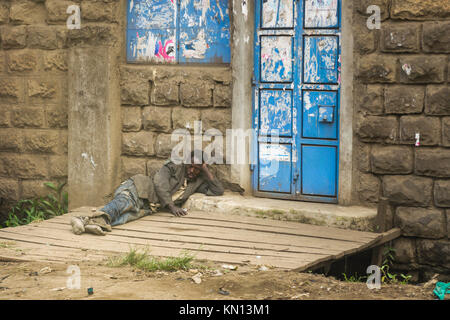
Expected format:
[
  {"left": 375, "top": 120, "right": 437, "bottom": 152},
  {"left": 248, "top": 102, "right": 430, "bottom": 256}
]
[{"left": 130, "top": 161, "right": 224, "bottom": 208}]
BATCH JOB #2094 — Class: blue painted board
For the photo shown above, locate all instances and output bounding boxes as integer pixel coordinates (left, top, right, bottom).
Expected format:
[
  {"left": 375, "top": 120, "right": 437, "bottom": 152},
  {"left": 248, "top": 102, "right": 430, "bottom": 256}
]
[
  {"left": 259, "top": 89, "right": 293, "bottom": 137},
  {"left": 303, "top": 36, "right": 339, "bottom": 84},
  {"left": 302, "top": 90, "right": 338, "bottom": 139},
  {"left": 301, "top": 145, "right": 337, "bottom": 196},
  {"left": 259, "top": 144, "right": 292, "bottom": 193}
]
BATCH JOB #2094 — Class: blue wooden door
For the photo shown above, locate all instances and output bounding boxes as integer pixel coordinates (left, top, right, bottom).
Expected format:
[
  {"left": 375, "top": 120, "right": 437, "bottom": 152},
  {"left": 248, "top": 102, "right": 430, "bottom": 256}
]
[{"left": 252, "top": 0, "right": 341, "bottom": 203}]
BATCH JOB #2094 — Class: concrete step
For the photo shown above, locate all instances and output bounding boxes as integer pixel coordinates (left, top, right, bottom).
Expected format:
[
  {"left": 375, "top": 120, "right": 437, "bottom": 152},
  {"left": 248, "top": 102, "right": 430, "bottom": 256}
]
[{"left": 185, "top": 192, "right": 378, "bottom": 232}]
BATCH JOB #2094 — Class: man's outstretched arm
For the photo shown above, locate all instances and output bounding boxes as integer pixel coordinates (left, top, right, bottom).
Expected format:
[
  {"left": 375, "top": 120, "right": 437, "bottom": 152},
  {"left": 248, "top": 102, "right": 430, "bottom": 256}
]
[
  {"left": 153, "top": 165, "right": 186, "bottom": 217},
  {"left": 198, "top": 164, "right": 224, "bottom": 196}
]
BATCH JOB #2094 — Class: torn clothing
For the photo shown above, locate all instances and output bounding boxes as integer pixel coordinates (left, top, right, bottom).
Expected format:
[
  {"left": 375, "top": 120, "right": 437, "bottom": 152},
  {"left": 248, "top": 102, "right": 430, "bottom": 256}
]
[{"left": 97, "top": 161, "right": 224, "bottom": 227}]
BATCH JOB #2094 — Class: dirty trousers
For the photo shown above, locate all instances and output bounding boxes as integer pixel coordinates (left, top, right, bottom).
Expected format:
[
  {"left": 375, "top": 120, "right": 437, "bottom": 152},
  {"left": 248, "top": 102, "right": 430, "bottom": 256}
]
[{"left": 99, "top": 179, "right": 151, "bottom": 227}]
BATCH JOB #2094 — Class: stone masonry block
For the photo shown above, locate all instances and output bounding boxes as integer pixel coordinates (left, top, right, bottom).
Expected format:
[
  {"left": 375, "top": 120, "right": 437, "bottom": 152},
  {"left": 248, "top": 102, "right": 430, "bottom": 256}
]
[
  {"left": 122, "top": 107, "right": 142, "bottom": 132},
  {"left": 7, "top": 51, "right": 38, "bottom": 73},
  {"left": 425, "top": 86, "right": 450, "bottom": 116},
  {"left": 399, "top": 116, "right": 440, "bottom": 146},
  {"left": 357, "top": 0, "right": 390, "bottom": 21},
  {"left": 81, "top": 1, "right": 118, "bottom": 22},
  {"left": 391, "top": 0, "right": 450, "bottom": 20},
  {"left": 27, "top": 26, "right": 58, "bottom": 50},
  {"left": 46, "top": 0, "right": 77, "bottom": 24},
  {"left": 122, "top": 131, "right": 156, "bottom": 156},
  {"left": 0, "top": 107, "right": 10, "bottom": 127},
  {"left": 172, "top": 107, "right": 201, "bottom": 131},
  {"left": 0, "top": 78, "right": 23, "bottom": 103},
  {"left": 357, "top": 173, "right": 380, "bottom": 204},
  {"left": 398, "top": 56, "right": 446, "bottom": 84},
  {"left": 353, "top": 15, "right": 378, "bottom": 55},
  {"left": 27, "top": 79, "right": 58, "bottom": 103},
  {"left": 434, "top": 180, "right": 450, "bottom": 208},
  {"left": 0, "top": 154, "right": 48, "bottom": 179},
  {"left": 415, "top": 148, "right": 450, "bottom": 178},
  {"left": 0, "top": 26, "right": 27, "bottom": 49},
  {"left": 120, "top": 67, "right": 151, "bottom": 106},
  {"left": 146, "top": 158, "right": 166, "bottom": 177},
  {"left": 392, "top": 237, "right": 416, "bottom": 264},
  {"left": 0, "top": 2, "right": 9, "bottom": 24},
  {"left": 43, "top": 51, "right": 68, "bottom": 72},
  {"left": 423, "top": 22, "right": 450, "bottom": 53},
  {"left": 381, "top": 24, "right": 419, "bottom": 53},
  {"left": 155, "top": 133, "right": 179, "bottom": 158},
  {"left": 121, "top": 157, "right": 147, "bottom": 181},
  {"left": 49, "top": 155, "right": 68, "bottom": 179},
  {"left": 11, "top": 108, "right": 44, "bottom": 128},
  {"left": 416, "top": 239, "right": 450, "bottom": 269},
  {"left": 357, "top": 55, "right": 397, "bottom": 83},
  {"left": 371, "top": 145, "right": 413, "bottom": 174},
  {"left": 0, "top": 178, "right": 19, "bottom": 201},
  {"left": 46, "top": 107, "right": 68, "bottom": 129},
  {"left": 356, "top": 85, "right": 384, "bottom": 115},
  {"left": 356, "top": 143, "right": 371, "bottom": 173},
  {"left": 152, "top": 82, "right": 179, "bottom": 106},
  {"left": 395, "top": 207, "right": 445, "bottom": 239},
  {"left": 21, "top": 180, "right": 52, "bottom": 199},
  {"left": 356, "top": 116, "right": 398, "bottom": 143},
  {"left": 180, "top": 81, "right": 213, "bottom": 107},
  {"left": 443, "top": 118, "right": 450, "bottom": 147},
  {"left": 382, "top": 175, "right": 433, "bottom": 206},
  {"left": 0, "top": 129, "right": 22, "bottom": 152},
  {"left": 22, "top": 130, "right": 59, "bottom": 154},
  {"left": 201, "top": 108, "right": 232, "bottom": 135},
  {"left": 214, "top": 84, "right": 232, "bottom": 107},
  {"left": 10, "top": 0, "right": 46, "bottom": 25},
  {"left": 142, "top": 106, "right": 171, "bottom": 133},
  {"left": 385, "top": 85, "right": 424, "bottom": 114}
]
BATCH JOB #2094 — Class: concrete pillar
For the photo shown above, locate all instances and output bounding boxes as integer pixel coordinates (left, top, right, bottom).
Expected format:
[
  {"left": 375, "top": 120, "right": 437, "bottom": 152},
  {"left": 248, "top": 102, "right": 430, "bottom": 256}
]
[
  {"left": 231, "top": 0, "right": 255, "bottom": 195},
  {"left": 67, "top": 46, "right": 121, "bottom": 209}
]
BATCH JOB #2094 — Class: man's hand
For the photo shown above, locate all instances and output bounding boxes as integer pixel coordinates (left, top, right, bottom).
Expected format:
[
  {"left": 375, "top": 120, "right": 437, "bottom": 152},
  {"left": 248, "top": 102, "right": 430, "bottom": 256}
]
[{"left": 168, "top": 204, "right": 187, "bottom": 217}]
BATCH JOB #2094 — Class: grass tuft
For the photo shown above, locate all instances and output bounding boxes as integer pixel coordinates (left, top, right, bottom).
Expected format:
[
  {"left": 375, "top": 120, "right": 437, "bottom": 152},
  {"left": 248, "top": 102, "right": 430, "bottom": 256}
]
[{"left": 107, "top": 247, "right": 195, "bottom": 272}]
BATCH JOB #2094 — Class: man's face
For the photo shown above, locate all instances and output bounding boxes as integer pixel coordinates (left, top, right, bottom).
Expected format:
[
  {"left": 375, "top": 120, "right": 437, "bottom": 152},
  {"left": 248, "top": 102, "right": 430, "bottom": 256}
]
[{"left": 186, "top": 163, "right": 202, "bottom": 181}]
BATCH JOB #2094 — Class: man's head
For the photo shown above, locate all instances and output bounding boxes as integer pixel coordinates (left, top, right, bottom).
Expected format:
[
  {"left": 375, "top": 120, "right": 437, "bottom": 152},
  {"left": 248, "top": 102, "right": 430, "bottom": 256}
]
[{"left": 186, "top": 150, "right": 206, "bottom": 181}]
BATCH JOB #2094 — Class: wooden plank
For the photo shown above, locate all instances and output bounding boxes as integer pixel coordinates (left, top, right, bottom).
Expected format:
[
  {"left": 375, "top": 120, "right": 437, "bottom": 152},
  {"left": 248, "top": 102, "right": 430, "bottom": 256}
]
[
  {"left": 54, "top": 210, "right": 380, "bottom": 243},
  {"left": 1, "top": 224, "right": 327, "bottom": 262},
  {"left": 40, "top": 221, "right": 344, "bottom": 256},
  {"left": 0, "top": 230, "right": 307, "bottom": 269},
  {"left": 43, "top": 218, "right": 372, "bottom": 253}
]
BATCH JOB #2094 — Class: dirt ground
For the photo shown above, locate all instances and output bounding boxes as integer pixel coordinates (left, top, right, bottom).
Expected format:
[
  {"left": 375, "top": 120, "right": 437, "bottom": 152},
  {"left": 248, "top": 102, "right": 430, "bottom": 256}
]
[{"left": 0, "top": 258, "right": 441, "bottom": 300}]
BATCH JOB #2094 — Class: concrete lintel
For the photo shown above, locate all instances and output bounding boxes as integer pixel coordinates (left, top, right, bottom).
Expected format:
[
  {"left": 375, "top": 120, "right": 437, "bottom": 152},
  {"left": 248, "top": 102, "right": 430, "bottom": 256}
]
[
  {"left": 185, "top": 192, "right": 377, "bottom": 232},
  {"left": 68, "top": 46, "right": 121, "bottom": 209}
]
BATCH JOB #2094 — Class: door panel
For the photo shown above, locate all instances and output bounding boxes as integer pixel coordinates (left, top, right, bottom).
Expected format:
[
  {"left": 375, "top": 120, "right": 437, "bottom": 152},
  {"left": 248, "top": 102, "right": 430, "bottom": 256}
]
[{"left": 253, "top": 0, "right": 340, "bottom": 203}]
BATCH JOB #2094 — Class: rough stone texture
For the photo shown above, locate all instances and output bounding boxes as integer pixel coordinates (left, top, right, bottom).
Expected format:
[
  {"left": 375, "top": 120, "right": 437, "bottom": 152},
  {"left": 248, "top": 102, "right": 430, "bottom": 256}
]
[
  {"left": 7, "top": 51, "right": 38, "bottom": 73},
  {"left": 22, "top": 130, "right": 59, "bottom": 154},
  {"left": 385, "top": 85, "right": 424, "bottom": 114},
  {"left": 0, "top": 129, "right": 22, "bottom": 152},
  {"left": 443, "top": 118, "right": 450, "bottom": 147},
  {"left": 381, "top": 24, "right": 419, "bottom": 53},
  {"left": 357, "top": 0, "right": 390, "bottom": 20},
  {"left": 122, "top": 131, "right": 156, "bottom": 157},
  {"left": 391, "top": 0, "right": 450, "bottom": 20},
  {"left": 0, "top": 107, "right": 10, "bottom": 127},
  {"left": 0, "top": 78, "right": 23, "bottom": 103},
  {"left": 423, "top": 22, "right": 450, "bottom": 53},
  {"left": 425, "top": 86, "right": 450, "bottom": 116},
  {"left": 357, "top": 55, "right": 397, "bottom": 83},
  {"left": 353, "top": 15, "right": 378, "bottom": 55},
  {"left": 10, "top": 0, "right": 46, "bottom": 25},
  {"left": 382, "top": 175, "right": 433, "bottom": 206},
  {"left": 27, "top": 79, "right": 58, "bottom": 103},
  {"left": 27, "top": 26, "right": 58, "bottom": 50},
  {"left": 0, "top": 154, "right": 48, "bottom": 179},
  {"left": 180, "top": 82, "right": 213, "bottom": 107},
  {"left": 21, "top": 180, "right": 51, "bottom": 199},
  {"left": 154, "top": 133, "right": 178, "bottom": 159},
  {"left": 415, "top": 148, "right": 450, "bottom": 178},
  {"left": 121, "top": 107, "right": 142, "bottom": 132},
  {"left": 142, "top": 106, "right": 172, "bottom": 133},
  {"left": 120, "top": 68, "right": 150, "bottom": 106},
  {"left": 172, "top": 107, "right": 201, "bottom": 131},
  {"left": 121, "top": 157, "right": 147, "bottom": 181},
  {"left": 371, "top": 145, "right": 413, "bottom": 174},
  {"left": 43, "top": 51, "right": 68, "bottom": 72},
  {"left": 399, "top": 116, "right": 440, "bottom": 146},
  {"left": 395, "top": 207, "right": 446, "bottom": 239},
  {"left": 416, "top": 239, "right": 450, "bottom": 269},
  {"left": 49, "top": 155, "right": 68, "bottom": 179},
  {"left": 46, "top": 0, "right": 76, "bottom": 24},
  {"left": 11, "top": 108, "right": 44, "bottom": 128},
  {"left": 201, "top": 109, "right": 232, "bottom": 135},
  {"left": 0, "top": 2, "right": 9, "bottom": 24},
  {"left": 214, "top": 84, "right": 232, "bottom": 107},
  {"left": 434, "top": 180, "right": 450, "bottom": 208},
  {"left": 67, "top": 25, "right": 119, "bottom": 47},
  {"left": 152, "top": 82, "right": 179, "bottom": 106},
  {"left": 392, "top": 237, "right": 416, "bottom": 264},
  {"left": 356, "top": 143, "right": 371, "bottom": 173},
  {"left": 356, "top": 116, "right": 398, "bottom": 143},
  {"left": 447, "top": 211, "right": 450, "bottom": 238},
  {"left": 398, "top": 56, "right": 446, "bottom": 84},
  {"left": 81, "top": 1, "right": 118, "bottom": 23},
  {"left": 0, "top": 26, "right": 27, "bottom": 49},
  {"left": 0, "top": 178, "right": 19, "bottom": 201},
  {"left": 147, "top": 158, "right": 166, "bottom": 177},
  {"left": 357, "top": 173, "right": 380, "bottom": 203},
  {"left": 46, "top": 108, "right": 68, "bottom": 129},
  {"left": 356, "top": 85, "right": 384, "bottom": 115}
]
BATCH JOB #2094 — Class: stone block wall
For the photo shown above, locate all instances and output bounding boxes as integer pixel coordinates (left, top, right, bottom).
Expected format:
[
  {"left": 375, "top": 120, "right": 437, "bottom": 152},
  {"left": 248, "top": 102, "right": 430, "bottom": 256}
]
[
  {"left": 119, "top": 65, "right": 233, "bottom": 183},
  {"left": 354, "top": 0, "right": 450, "bottom": 279}
]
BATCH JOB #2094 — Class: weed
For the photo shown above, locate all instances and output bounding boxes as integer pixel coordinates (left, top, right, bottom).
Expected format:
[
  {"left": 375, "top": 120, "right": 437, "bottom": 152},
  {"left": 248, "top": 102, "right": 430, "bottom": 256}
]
[
  {"left": 107, "top": 247, "right": 196, "bottom": 272},
  {"left": 342, "top": 272, "right": 367, "bottom": 283},
  {"left": 2, "top": 182, "right": 68, "bottom": 228},
  {"left": 380, "top": 245, "right": 412, "bottom": 285}
]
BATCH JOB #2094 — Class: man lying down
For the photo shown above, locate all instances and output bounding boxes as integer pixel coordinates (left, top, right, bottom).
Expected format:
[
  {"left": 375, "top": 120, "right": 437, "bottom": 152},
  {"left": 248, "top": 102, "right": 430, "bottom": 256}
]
[{"left": 70, "top": 151, "right": 224, "bottom": 236}]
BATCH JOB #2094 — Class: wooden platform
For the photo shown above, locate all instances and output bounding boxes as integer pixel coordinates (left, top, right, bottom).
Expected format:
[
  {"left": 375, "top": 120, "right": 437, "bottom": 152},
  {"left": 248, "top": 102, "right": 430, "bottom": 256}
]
[{"left": 0, "top": 207, "right": 401, "bottom": 271}]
